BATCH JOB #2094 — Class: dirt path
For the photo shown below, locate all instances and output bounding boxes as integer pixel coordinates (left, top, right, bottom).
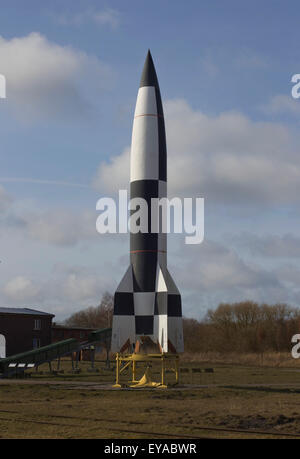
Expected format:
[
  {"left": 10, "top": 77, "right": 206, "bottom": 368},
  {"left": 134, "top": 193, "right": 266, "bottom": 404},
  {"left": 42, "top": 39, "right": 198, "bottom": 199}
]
[{"left": 3, "top": 379, "right": 300, "bottom": 390}]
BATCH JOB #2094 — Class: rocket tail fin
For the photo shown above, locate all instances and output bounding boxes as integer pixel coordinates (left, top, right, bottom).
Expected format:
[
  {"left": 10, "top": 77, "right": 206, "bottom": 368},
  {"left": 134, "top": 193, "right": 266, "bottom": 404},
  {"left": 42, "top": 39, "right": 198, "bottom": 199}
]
[
  {"left": 111, "top": 266, "right": 135, "bottom": 353},
  {"left": 155, "top": 266, "right": 184, "bottom": 353}
]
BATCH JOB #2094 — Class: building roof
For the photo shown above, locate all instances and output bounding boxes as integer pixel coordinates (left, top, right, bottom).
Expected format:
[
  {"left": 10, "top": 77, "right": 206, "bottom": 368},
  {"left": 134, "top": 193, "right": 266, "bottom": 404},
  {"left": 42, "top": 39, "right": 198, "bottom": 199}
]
[
  {"left": 52, "top": 325, "right": 96, "bottom": 330},
  {"left": 0, "top": 307, "right": 55, "bottom": 317}
]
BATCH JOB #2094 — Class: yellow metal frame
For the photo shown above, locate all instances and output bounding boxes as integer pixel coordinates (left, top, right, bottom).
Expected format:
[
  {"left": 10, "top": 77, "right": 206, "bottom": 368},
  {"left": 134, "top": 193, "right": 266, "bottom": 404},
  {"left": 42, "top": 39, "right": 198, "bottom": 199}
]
[{"left": 113, "top": 353, "right": 180, "bottom": 389}]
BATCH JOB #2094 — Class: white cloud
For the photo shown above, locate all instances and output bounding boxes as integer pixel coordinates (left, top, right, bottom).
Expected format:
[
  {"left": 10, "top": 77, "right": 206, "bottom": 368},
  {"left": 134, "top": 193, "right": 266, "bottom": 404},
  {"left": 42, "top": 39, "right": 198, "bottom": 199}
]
[
  {"left": 57, "top": 8, "right": 121, "bottom": 29},
  {"left": 17, "top": 209, "right": 97, "bottom": 247},
  {"left": 170, "top": 239, "right": 295, "bottom": 318},
  {"left": 235, "top": 233, "right": 300, "bottom": 258},
  {"left": 3, "top": 276, "right": 40, "bottom": 301},
  {"left": 260, "top": 94, "right": 300, "bottom": 116},
  {"left": 93, "top": 98, "right": 300, "bottom": 206},
  {"left": 92, "top": 147, "right": 130, "bottom": 194},
  {"left": 62, "top": 272, "right": 104, "bottom": 302},
  {"left": 0, "top": 264, "right": 114, "bottom": 319},
  {"left": 275, "top": 264, "right": 300, "bottom": 286},
  {"left": 0, "top": 185, "right": 13, "bottom": 211},
  {"left": 0, "top": 32, "right": 113, "bottom": 120},
  {"left": 0, "top": 177, "right": 89, "bottom": 189},
  {"left": 176, "top": 240, "right": 278, "bottom": 291},
  {"left": 0, "top": 186, "right": 129, "bottom": 248},
  {"left": 92, "top": 9, "right": 121, "bottom": 28}
]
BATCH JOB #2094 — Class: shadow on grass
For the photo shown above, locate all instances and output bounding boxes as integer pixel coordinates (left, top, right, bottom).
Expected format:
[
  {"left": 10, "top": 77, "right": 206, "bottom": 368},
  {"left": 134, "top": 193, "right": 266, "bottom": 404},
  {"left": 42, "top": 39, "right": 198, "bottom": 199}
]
[{"left": 224, "top": 385, "right": 300, "bottom": 394}]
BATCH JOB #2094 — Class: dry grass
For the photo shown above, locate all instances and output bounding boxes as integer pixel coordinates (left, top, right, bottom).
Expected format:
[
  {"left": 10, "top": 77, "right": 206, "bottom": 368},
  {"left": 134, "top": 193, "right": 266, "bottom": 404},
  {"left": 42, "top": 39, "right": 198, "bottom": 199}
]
[
  {"left": 1, "top": 379, "right": 300, "bottom": 439},
  {"left": 1, "top": 359, "right": 300, "bottom": 438},
  {"left": 181, "top": 351, "right": 298, "bottom": 367}
]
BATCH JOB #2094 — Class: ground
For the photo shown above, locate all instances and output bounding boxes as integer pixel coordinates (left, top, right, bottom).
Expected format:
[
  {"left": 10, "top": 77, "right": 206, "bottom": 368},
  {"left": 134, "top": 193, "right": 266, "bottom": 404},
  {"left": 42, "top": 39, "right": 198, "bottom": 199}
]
[{"left": 1, "top": 359, "right": 300, "bottom": 438}]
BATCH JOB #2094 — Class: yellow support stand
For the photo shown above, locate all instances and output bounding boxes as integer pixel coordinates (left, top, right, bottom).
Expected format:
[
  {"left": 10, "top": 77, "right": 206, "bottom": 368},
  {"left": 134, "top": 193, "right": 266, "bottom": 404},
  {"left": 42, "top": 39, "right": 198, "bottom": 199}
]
[
  {"left": 112, "top": 353, "right": 122, "bottom": 388},
  {"left": 113, "top": 353, "right": 180, "bottom": 389},
  {"left": 159, "top": 355, "right": 167, "bottom": 389},
  {"left": 132, "top": 360, "right": 137, "bottom": 383},
  {"left": 175, "top": 357, "right": 179, "bottom": 385}
]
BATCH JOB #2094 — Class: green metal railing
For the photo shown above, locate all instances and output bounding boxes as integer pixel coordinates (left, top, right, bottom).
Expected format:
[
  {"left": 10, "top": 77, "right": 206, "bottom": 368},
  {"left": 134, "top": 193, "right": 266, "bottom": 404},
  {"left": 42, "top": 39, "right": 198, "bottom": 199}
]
[
  {"left": 0, "top": 328, "right": 112, "bottom": 377},
  {"left": 88, "top": 327, "right": 111, "bottom": 343},
  {"left": 0, "top": 338, "right": 79, "bottom": 375}
]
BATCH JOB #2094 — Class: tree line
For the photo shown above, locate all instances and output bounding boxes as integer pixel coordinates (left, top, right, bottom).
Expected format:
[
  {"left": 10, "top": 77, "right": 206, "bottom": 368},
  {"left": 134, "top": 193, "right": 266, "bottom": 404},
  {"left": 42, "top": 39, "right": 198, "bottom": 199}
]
[
  {"left": 63, "top": 295, "right": 300, "bottom": 354},
  {"left": 184, "top": 301, "right": 300, "bottom": 353}
]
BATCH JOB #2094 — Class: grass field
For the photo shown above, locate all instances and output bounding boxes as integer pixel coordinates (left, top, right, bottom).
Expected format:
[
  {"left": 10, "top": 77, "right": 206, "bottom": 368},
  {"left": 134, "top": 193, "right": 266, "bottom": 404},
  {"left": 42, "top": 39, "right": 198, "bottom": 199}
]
[{"left": 1, "top": 358, "right": 300, "bottom": 438}]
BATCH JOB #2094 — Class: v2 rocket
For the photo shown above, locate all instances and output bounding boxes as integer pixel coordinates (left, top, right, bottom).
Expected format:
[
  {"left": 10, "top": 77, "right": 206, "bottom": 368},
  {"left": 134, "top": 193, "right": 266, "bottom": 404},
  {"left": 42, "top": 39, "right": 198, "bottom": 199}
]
[{"left": 111, "top": 51, "right": 184, "bottom": 354}]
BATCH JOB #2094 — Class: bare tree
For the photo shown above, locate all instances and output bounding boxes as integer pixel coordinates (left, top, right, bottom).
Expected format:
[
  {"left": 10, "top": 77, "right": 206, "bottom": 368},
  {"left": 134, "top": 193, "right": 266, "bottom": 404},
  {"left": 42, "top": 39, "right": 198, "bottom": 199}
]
[{"left": 65, "top": 292, "right": 113, "bottom": 329}]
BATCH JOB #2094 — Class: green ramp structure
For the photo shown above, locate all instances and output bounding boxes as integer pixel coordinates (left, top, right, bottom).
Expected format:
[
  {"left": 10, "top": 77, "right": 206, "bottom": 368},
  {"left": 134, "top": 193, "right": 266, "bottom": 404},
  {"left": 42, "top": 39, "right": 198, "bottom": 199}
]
[{"left": 0, "top": 327, "right": 112, "bottom": 378}]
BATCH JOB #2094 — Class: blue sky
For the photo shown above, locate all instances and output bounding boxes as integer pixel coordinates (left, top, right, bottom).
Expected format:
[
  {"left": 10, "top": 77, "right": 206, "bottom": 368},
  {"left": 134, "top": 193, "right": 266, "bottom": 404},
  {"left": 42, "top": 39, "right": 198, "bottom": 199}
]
[{"left": 0, "top": 0, "right": 300, "bottom": 321}]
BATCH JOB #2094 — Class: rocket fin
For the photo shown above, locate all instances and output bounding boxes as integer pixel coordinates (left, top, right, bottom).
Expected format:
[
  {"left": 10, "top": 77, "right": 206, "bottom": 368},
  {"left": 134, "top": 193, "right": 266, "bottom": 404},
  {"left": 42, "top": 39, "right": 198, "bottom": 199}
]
[
  {"left": 166, "top": 267, "right": 184, "bottom": 352},
  {"left": 111, "top": 315, "right": 135, "bottom": 353},
  {"left": 156, "top": 264, "right": 168, "bottom": 292},
  {"left": 168, "top": 317, "right": 184, "bottom": 353},
  {"left": 111, "top": 265, "right": 135, "bottom": 353},
  {"left": 154, "top": 266, "right": 183, "bottom": 353},
  {"left": 164, "top": 269, "right": 180, "bottom": 295},
  {"left": 116, "top": 265, "right": 134, "bottom": 293}
]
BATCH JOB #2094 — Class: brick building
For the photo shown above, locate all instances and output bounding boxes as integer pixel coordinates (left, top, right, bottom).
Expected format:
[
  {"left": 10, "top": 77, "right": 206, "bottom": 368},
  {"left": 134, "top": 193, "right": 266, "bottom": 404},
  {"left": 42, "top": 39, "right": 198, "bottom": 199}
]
[
  {"left": 0, "top": 307, "right": 55, "bottom": 357},
  {"left": 51, "top": 325, "right": 95, "bottom": 343},
  {"left": 51, "top": 325, "right": 99, "bottom": 362}
]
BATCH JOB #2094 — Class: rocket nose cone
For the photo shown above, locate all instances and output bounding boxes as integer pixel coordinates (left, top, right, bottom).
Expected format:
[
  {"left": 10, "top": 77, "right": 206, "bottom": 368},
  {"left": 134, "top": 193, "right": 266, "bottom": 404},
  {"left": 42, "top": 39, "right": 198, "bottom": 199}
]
[{"left": 140, "top": 50, "right": 159, "bottom": 88}]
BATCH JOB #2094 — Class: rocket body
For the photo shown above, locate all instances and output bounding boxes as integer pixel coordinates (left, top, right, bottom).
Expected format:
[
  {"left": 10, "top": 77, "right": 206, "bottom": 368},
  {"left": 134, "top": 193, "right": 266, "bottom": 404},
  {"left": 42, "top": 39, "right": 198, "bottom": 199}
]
[{"left": 111, "top": 51, "right": 183, "bottom": 354}]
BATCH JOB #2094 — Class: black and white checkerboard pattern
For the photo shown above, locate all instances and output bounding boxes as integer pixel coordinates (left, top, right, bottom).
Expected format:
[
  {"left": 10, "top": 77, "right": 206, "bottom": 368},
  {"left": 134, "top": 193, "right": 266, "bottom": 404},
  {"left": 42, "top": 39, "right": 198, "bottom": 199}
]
[{"left": 111, "top": 52, "right": 183, "bottom": 354}]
